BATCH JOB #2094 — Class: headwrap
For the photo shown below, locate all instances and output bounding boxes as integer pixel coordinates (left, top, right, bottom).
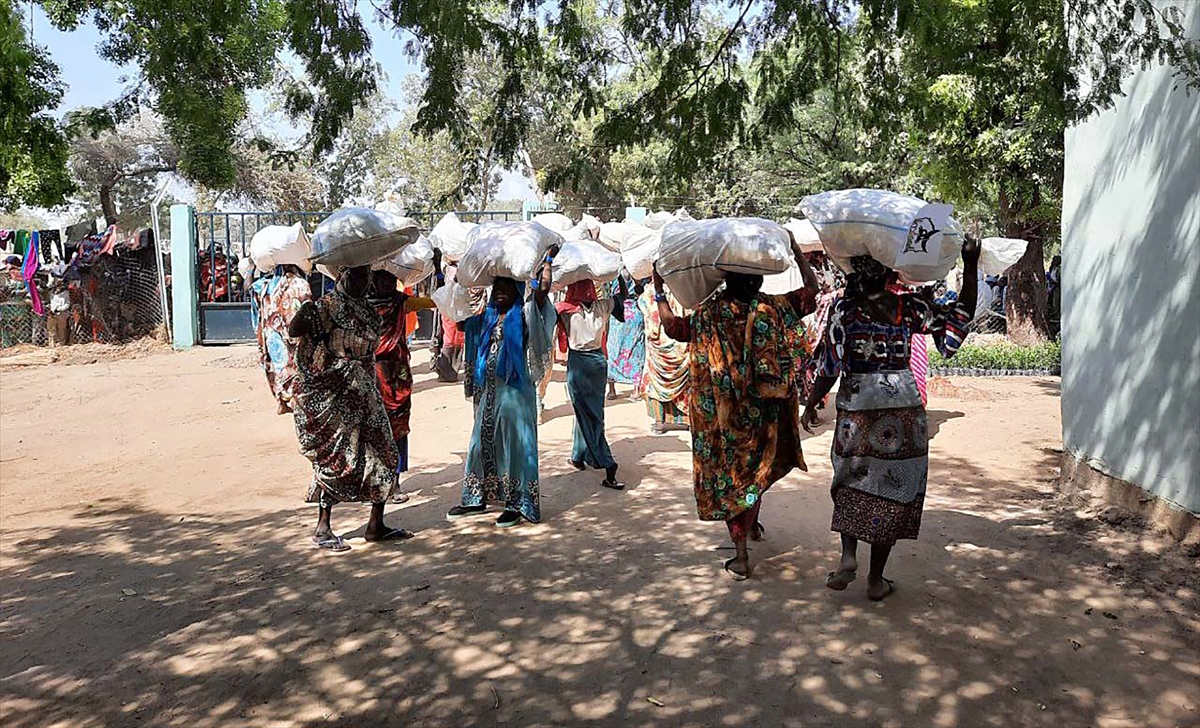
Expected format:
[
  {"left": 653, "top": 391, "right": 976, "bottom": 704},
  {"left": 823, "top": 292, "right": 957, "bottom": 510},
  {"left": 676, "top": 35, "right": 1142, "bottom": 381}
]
[
  {"left": 473, "top": 280, "right": 528, "bottom": 389},
  {"left": 555, "top": 279, "right": 597, "bottom": 316}
]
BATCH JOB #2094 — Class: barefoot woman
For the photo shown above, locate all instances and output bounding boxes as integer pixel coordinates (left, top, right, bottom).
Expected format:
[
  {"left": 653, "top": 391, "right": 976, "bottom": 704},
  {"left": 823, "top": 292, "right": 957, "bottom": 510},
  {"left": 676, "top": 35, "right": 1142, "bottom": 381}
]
[
  {"left": 289, "top": 265, "right": 412, "bottom": 552},
  {"left": 654, "top": 234, "right": 819, "bottom": 580},
  {"left": 803, "top": 238, "right": 979, "bottom": 600}
]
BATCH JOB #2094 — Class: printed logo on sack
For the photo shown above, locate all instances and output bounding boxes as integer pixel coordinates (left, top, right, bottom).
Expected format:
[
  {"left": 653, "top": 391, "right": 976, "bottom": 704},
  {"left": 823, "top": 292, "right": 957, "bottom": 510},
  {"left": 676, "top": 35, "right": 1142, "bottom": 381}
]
[{"left": 904, "top": 217, "right": 941, "bottom": 255}]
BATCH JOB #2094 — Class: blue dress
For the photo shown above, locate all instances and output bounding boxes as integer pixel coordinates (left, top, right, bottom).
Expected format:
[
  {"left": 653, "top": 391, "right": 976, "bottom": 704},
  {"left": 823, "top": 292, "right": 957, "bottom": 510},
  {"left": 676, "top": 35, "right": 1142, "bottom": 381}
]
[{"left": 461, "top": 297, "right": 556, "bottom": 522}]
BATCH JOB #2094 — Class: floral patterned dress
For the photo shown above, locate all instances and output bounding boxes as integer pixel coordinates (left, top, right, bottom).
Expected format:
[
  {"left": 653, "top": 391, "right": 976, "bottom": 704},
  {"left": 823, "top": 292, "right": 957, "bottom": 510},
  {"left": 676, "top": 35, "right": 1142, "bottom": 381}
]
[
  {"left": 293, "top": 284, "right": 399, "bottom": 506},
  {"left": 663, "top": 287, "right": 817, "bottom": 534},
  {"left": 249, "top": 266, "right": 312, "bottom": 414}
]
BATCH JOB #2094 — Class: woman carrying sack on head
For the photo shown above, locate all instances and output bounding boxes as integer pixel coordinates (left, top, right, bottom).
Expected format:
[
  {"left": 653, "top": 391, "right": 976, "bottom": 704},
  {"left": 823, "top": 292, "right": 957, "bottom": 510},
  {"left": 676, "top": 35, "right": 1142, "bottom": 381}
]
[
  {"left": 803, "top": 238, "right": 980, "bottom": 601},
  {"left": 638, "top": 285, "right": 691, "bottom": 433},
  {"left": 653, "top": 234, "right": 820, "bottom": 581}
]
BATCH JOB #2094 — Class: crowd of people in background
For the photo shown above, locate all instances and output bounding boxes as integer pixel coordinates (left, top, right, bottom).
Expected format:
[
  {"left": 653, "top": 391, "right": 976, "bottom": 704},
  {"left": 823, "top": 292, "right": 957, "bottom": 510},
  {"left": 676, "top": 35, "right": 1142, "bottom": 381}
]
[{"left": 245, "top": 216, "right": 999, "bottom": 599}]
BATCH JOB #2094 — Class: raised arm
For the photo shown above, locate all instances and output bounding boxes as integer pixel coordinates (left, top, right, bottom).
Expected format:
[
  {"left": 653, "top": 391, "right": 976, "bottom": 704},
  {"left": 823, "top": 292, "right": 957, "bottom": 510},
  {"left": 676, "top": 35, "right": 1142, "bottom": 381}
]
[
  {"left": 611, "top": 276, "right": 628, "bottom": 323},
  {"left": 790, "top": 230, "right": 819, "bottom": 292},
  {"left": 957, "top": 235, "right": 981, "bottom": 324},
  {"left": 534, "top": 244, "right": 559, "bottom": 306},
  {"left": 652, "top": 264, "right": 691, "bottom": 342}
]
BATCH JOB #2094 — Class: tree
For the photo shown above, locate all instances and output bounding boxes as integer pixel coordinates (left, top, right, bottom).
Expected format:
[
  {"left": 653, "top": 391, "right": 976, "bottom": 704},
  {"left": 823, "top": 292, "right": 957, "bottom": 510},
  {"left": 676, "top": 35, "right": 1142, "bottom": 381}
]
[
  {"left": 1, "top": 2, "right": 73, "bottom": 211},
  {"left": 67, "top": 111, "right": 179, "bottom": 227}
]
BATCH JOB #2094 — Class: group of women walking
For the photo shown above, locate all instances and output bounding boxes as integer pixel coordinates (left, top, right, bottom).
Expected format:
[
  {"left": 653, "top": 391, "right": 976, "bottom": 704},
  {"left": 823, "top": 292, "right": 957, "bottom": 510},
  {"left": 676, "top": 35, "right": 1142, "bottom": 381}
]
[{"left": 249, "top": 225, "right": 981, "bottom": 601}]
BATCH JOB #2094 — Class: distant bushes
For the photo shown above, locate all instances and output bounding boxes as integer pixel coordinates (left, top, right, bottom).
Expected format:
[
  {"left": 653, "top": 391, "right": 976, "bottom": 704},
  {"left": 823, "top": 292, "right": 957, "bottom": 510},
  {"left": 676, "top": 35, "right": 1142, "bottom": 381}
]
[{"left": 930, "top": 340, "right": 1061, "bottom": 375}]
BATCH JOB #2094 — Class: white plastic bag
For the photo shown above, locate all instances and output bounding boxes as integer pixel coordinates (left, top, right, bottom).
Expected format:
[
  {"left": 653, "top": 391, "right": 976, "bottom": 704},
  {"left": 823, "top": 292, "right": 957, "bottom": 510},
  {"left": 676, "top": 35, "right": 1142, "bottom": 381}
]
[
  {"left": 564, "top": 213, "right": 603, "bottom": 244},
  {"left": 618, "top": 226, "right": 663, "bottom": 280},
  {"left": 782, "top": 218, "right": 823, "bottom": 253},
  {"left": 250, "top": 223, "right": 312, "bottom": 274},
  {"left": 310, "top": 208, "right": 420, "bottom": 269},
  {"left": 374, "top": 234, "right": 435, "bottom": 286},
  {"left": 431, "top": 279, "right": 476, "bottom": 323},
  {"left": 532, "top": 212, "right": 575, "bottom": 233},
  {"left": 760, "top": 260, "right": 804, "bottom": 295},
  {"left": 979, "top": 237, "right": 1029, "bottom": 276},
  {"left": 552, "top": 239, "right": 622, "bottom": 289},
  {"left": 656, "top": 218, "right": 793, "bottom": 309},
  {"left": 428, "top": 212, "right": 477, "bottom": 261},
  {"left": 457, "top": 221, "right": 563, "bottom": 288},
  {"left": 640, "top": 210, "right": 676, "bottom": 229},
  {"left": 799, "top": 189, "right": 964, "bottom": 283}
]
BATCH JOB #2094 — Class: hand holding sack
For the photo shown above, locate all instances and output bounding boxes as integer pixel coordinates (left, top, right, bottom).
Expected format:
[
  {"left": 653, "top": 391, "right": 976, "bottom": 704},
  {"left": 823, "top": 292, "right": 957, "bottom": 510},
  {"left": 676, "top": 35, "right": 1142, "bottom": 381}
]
[
  {"left": 551, "top": 239, "right": 622, "bottom": 289},
  {"left": 760, "top": 219, "right": 823, "bottom": 294},
  {"left": 655, "top": 217, "right": 794, "bottom": 309},
  {"left": 250, "top": 223, "right": 313, "bottom": 274},
  {"left": 456, "top": 221, "right": 564, "bottom": 288},
  {"left": 799, "top": 188, "right": 965, "bottom": 283},
  {"left": 373, "top": 234, "right": 435, "bottom": 286},
  {"left": 310, "top": 208, "right": 421, "bottom": 269}
]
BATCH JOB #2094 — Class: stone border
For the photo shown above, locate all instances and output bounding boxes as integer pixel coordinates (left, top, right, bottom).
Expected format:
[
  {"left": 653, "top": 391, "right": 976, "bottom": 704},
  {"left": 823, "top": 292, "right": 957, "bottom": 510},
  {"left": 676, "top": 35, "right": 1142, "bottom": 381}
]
[
  {"left": 1059, "top": 451, "right": 1199, "bottom": 544},
  {"left": 930, "top": 367, "right": 1060, "bottom": 377}
]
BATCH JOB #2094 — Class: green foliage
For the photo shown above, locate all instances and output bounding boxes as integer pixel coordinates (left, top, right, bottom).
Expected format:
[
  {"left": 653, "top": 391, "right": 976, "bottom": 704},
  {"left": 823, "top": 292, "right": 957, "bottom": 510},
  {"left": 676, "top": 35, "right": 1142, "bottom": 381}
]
[
  {"left": 930, "top": 340, "right": 1062, "bottom": 372},
  {"left": 1, "top": 2, "right": 74, "bottom": 211}
]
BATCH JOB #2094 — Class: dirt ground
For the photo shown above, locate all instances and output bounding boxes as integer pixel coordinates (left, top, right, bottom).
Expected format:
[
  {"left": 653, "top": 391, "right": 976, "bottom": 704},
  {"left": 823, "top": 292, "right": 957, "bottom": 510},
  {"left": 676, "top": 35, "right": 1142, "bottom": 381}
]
[{"left": 0, "top": 345, "right": 1196, "bottom": 728}]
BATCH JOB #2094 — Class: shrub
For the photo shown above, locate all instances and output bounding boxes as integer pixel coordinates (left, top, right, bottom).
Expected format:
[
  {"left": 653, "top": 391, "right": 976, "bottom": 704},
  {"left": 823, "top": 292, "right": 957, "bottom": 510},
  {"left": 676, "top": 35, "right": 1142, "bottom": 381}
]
[{"left": 929, "top": 340, "right": 1061, "bottom": 373}]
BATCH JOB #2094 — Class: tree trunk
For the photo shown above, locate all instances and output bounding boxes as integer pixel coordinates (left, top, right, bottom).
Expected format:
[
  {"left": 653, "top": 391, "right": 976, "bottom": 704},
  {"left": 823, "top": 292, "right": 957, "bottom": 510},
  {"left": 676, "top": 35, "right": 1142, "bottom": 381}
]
[
  {"left": 99, "top": 180, "right": 119, "bottom": 226},
  {"left": 998, "top": 187, "right": 1050, "bottom": 345}
]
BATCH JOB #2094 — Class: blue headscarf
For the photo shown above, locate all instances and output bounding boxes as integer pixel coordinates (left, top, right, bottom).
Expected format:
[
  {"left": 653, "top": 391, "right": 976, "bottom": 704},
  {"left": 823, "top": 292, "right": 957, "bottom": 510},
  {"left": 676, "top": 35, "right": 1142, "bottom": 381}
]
[{"left": 473, "top": 279, "right": 528, "bottom": 390}]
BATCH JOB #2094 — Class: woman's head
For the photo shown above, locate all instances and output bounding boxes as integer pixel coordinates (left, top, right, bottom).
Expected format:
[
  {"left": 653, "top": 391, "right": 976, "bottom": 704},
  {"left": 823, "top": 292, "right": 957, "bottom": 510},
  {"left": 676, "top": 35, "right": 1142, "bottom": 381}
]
[
  {"left": 341, "top": 265, "right": 372, "bottom": 299},
  {"left": 370, "top": 269, "right": 398, "bottom": 298},
  {"left": 565, "top": 279, "right": 597, "bottom": 305},
  {"left": 490, "top": 277, "right": 520, "bottom": 311},
  {"left": 846, "top": 255, "right": 893, "bottom": 296},
  {"left": 725, "top": 272, "right": 764, "bottom": 302}
]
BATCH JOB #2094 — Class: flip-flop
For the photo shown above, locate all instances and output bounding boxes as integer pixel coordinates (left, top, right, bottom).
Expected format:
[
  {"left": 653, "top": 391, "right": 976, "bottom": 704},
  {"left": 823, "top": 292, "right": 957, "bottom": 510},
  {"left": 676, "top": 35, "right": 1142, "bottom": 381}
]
[
  {"left": 723, "top": 557, "right": 750, "bottom": 581},
  {"left": 826, "top": 569, "right": 857, "bottom": 591},
  {"left": 312, "top": 535, "right": 351, "bottom": 553},
  {"left": 600, "top": 479, "right": 625, "bottom": 490},
  {"left": 364, "top": 527, "right": 415, "bottom": 543},
  {"left": 868, "top": 577, "right": 896, "bottom": 602},
  {"left": 750, "top": 521, "right": 766, "bottom": 542},
  {"left": 569, "top": 459, "right": 586, "bottom": 471}
]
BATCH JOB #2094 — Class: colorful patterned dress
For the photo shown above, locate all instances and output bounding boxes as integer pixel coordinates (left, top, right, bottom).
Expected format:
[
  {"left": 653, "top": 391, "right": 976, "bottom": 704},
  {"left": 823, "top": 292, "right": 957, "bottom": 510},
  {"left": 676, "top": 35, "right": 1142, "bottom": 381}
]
[
  {"left": 373, "top": 292, "right": 438, "bottom": 473},
  {"left": 638, "top": 288, "right": 690, "bottom": 428},
  {"left": 249, "top": 266, "right": 313, "bottom": 414},
  {"left": 605, "top": 277, "right": 647, "bottom": 391},
  {"left": 293, "top": 283, "right": 399, "bottom": 506},
  {"left": 663, "top": 287, "right": 817, "bottom": 538},
  {"left": 819, "top": 293, "right": 970, "bottom": 544}
]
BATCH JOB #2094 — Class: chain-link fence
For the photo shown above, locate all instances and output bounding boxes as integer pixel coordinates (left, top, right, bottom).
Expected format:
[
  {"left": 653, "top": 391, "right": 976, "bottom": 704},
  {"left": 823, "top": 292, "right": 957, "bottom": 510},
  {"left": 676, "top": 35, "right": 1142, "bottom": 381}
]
[{"left": 0, "top": 245, "right": 166, "bottom": 350}]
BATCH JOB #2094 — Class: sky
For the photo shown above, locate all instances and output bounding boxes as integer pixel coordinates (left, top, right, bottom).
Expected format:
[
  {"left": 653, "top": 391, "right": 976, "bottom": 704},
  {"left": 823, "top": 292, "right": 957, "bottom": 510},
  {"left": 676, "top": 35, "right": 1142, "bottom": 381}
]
[{"left": 27, "top": 2, "right": 536, "bottom": 216}]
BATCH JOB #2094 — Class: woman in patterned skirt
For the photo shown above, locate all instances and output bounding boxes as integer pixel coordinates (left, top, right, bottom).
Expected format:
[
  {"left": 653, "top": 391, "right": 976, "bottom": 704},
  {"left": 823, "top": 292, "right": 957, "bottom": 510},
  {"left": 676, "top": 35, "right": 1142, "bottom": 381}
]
[
  {"left": 249, "top": 264, "right": 312, "bottom": 414},
  {"left": 654, "top": 234, "right": 820, "bottom": 580},
  {"left": 288, "top": 265, "right": 411, "bottom": 552},
  {"left": 638, "top": 286, "right": 691, "bottom": 433},
  {"left": 447, "top": 252, "right": 557, "bottom": 527},
  {"left": 803, "top": 240, "right": 979, "bottom": 601},
  {"left": 605, "top": 272, "right": 647, "bottom": 399}
]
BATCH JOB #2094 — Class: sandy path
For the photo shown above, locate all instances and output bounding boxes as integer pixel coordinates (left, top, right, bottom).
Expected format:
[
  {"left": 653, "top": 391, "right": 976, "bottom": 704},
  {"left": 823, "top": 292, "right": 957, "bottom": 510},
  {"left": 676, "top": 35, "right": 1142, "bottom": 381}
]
[{"left": 0, "top": 346, "right": 1196, "bottom": 727}]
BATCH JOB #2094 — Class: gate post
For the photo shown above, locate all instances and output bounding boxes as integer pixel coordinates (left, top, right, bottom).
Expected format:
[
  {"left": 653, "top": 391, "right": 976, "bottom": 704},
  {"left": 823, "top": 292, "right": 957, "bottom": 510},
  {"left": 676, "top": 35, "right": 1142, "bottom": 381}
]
[{"left": 170, "top": 204, "right": 199, "bottom": 349}]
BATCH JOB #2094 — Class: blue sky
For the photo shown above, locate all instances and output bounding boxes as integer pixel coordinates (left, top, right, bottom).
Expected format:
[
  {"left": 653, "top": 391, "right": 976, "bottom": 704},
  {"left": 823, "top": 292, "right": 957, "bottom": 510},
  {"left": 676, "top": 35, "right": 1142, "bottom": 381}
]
[{"left": 30, "top": 3, "right": 535, "bottom": 205}]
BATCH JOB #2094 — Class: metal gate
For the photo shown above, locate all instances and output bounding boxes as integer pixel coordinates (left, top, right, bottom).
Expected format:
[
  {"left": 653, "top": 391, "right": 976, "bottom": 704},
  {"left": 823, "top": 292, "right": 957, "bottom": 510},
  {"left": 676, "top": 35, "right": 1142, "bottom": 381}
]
[{"left": 195, "top": 209, "right": 521, "bottom": 344}]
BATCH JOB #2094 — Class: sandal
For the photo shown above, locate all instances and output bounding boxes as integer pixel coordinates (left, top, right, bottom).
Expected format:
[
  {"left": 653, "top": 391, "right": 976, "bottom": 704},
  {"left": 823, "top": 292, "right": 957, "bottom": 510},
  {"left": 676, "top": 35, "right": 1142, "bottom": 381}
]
[
  {"left": 723, "top": 557, "right": 750, "bottom": 581},
  {"left": 364, "top": 527, "right": 415, "bottom": 543},
  {"left": 312, "top": 535, "right": 351, "bottom": 553},
  {"left": 600, "top": 478, "right": 625, "bottom": 490},
  {"left": 569, "top": 459, "right": 586, "bottom": 471},
  {"left": 750, "top": 521, "right": 766, "bottom": 542},
  {"left": 868, "top": 578, "right": 896, "bottom": 602},
  {"left": 825, "top": 569, "right": 857, "bottom": 591}
]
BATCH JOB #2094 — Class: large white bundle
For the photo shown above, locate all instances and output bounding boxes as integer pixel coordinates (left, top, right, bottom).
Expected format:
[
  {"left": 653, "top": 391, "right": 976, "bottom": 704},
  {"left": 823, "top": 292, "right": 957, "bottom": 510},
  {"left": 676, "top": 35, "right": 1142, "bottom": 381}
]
[
  {"left": 782, "top": 218, "right": 823, "bottom": 253},
  {"left": 564, "top": 213, "right": 603, "bottom": 244},
  {"left": 374, "top": 234, "right": 435, "bottom": 286},
  {"left": 431, "top": 279, "right": 476, "bottom": 323},
  {"left": 250, "top": 223, "right": 312, "bottom": 274},
  {"left": 656, "top": 218, "right": 793, "bottom": 309},
  {"left": 618, "top": 225, "right": 663, "bottom": 280},
  {"left": 552, "top": 239, "right": 622, "bottom": 289},
  {"left": 640, "top": 210, "right": 675, "bottom": 229},
  {"left": 310, "top": 208, "right": 420, "bottom": 269},
  {"left": 979, "top": 237, "right": 1029, "bottom": 276},
  {"left": 673, "top": 207, "right": 695, "bottom": 222},
  {"left": 799, "top": 189, "right": 963, "bottom": 283},
  {"left": 457, "top": 221, "right": 563, "bottom": 288},
  {"left": 760, "top": 260, "right": 804, "bottom": 295},
  {"left": 429, "top": 212, "right": 477, "bottom": 261},
  {"left": 532, "top": 212, "right": 575, "bottom": 233}
]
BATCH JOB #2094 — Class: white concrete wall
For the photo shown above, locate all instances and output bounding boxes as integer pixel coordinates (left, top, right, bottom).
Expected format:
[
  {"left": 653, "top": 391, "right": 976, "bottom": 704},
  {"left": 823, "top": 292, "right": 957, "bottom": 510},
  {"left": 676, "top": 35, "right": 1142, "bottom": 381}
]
[{"left": 1060, "top": 1, "right": 1200, "bottom": 514}]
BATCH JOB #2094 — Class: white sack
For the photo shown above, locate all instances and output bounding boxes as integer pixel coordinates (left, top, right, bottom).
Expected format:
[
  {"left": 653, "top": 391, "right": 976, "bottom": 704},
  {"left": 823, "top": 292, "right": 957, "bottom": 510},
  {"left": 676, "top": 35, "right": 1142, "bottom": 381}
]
[
  {"left": 310, "top": 208, "right": 420, "bottom": 269},
  {"left": 429, "top": 212, "right": 477, "bottom": 261},
  {"left": 782, "top": 218, "right": 823, "bottom": 253},
  {"left": 457, "top": 221, "right": 563, "bottom": 288},
  {"left": 979, "top": 237, "right": 1029, "bottom": 276},
  {"left": 552, "top": 239, "right": 622, "bottom": 289},
  {"left": 618, "top": 225, "right": 663, "bottom": 280},
  {"left": 799, "top": 189, "right": 964, "bottom": 283},
  {"left": 532, "top": 212, "right": 575, "bottom": 233},
  {"left": 432, "top": 279, "right": 476, "bottom": 323},
  {"left": 564, "top": 213, "right": 603, "bottom": 244},
  {"left": 656, "top": 218, "right": 793, "bottom": 309},
  {"left": 673, "top": 207, "right": 695, "bottom": 223},
  {"left": 374, "top": 234, "right": 435, "bottom": 287},
  {"left": 641, "top": 210, "right": 675, "bottom": 229},
  {"left": 250, "top": 223, "right": 312, "bottom": 274},
  {"left": 760, "top": 260, "right": 804, "bottom": 295},
  {"left": 237, "top": 256, "right": 256, "bottom": 281}
]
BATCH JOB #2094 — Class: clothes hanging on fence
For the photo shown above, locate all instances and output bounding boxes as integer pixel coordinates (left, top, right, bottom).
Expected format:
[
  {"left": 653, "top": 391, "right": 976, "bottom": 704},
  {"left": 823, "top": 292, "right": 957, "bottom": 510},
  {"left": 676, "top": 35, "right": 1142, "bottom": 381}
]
[
  {"left": 22, "top": 232, "right": 44, "bottom": 316},
  {"left": 38, "top": 230, "right": 60, "bottom": 262}
]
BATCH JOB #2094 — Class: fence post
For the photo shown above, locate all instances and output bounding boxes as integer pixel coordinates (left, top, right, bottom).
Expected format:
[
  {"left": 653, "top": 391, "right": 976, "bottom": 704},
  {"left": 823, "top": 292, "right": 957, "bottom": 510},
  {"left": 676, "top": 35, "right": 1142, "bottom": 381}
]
[{"left": 170, "top": 204, "right": 199, "bottom": 349}]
